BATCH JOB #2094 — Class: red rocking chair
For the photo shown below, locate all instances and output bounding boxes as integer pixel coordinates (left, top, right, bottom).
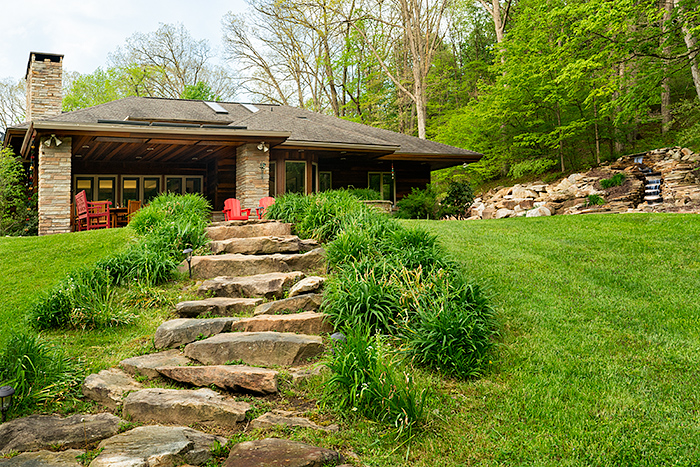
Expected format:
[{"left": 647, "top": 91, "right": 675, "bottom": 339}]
[
  {"left": 75, "top": 190, "right": 111, "bottom": 231},
  {"left": 223, "top": 198, "right": 251, "bottom": 221}
]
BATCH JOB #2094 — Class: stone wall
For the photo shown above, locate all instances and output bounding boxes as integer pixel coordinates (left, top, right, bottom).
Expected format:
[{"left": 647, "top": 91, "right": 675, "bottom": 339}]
[
  {"left": 26, "top": 54, "right": 63, "bottom": 121},
  {"left": 236, "top": 143, "right": 270, "bottom": 210},
  {"left": 38, "top": 136, "right": 72, "bottom": 236}
]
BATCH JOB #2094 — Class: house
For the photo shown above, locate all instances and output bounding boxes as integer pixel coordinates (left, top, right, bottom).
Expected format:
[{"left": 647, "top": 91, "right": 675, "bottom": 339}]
[{"left": 3, "top": 52, "right": 482, "bottom": 235}]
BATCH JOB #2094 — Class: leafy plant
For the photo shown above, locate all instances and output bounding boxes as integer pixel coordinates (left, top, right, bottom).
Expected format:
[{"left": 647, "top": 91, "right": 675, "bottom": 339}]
[
  {"left": 587, "top": 194, "right": 605, "bottom": 206},
  {"left": 346, "top": 188, "right": 382, "bottom": 200},
  {"left": 76, "top": 448, "right": 104, "bottom": 466},
  {"left": 600, "top": 173, "right": 626, "bottom": 189},
  {"left": 395, "top": 186, "right": 439, "bottom": 219},
  {"left": 438, "top": 181, "right": 475, "bottom": 219},
  {"left": 0, "top": 148, "right": 36, "bottom": 236}
]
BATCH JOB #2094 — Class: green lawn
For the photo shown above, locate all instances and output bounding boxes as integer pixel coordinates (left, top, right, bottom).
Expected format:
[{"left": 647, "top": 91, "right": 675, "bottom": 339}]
[{"left": 402, "top": 214, "right": 700, "bottom": 466}]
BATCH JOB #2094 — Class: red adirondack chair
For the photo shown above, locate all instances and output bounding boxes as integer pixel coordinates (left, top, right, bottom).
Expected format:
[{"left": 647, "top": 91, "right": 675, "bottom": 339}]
[
  {"left": 74, "top": 190, "right": 111, "bottom": 231},
  {"left": 256, "top": 196, "right": 275, "bottom": 219},
  {"left": 223, "top": 198, "right": 251, "bottom": 221}
]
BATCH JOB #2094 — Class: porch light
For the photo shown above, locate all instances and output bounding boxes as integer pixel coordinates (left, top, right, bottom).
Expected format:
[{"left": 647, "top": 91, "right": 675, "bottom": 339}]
[
  {"left": 0, "top": 385, "right": 14, "bottom": 423},
  {"left": 257, "top": 142, "right": 269, "bottom": 152},
  {"left": 183, "top": 248, "right": 194, "bottom": 279}
]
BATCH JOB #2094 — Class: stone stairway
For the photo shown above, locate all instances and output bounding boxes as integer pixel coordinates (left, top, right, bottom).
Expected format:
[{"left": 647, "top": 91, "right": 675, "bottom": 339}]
[{"left": 0, "top": 220, "right": 350, "bottom": 467}]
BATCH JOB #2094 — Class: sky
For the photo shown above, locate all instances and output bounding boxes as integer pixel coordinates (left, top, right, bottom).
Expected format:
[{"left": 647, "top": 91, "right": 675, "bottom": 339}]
[{"left": 0, "top": 0, "right": 249, "bottom": 81}]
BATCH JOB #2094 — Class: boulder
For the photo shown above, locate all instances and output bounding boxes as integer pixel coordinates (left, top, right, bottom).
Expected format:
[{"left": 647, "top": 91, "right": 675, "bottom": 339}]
[
  {"left": 0, "top": 413, "right": 122, "bottom": 454},
  {"left": 232, "top": 312, "right": 333, "bottom": 335},
  {"left": 123, "top": 388, "right": 251, "bottom": 427},
  {"left": 254, "top": 293, "right": 324, "bottom": 316},
  {"left": 82, "top": 368, "right": 142, "bottom": 409},
  {"left": 175, "top": 297, "right": 263, "bottom": 318},
  {"left": 157, "top": 365, "right": 278, "bottom": 394},
  {"left": 185, "top": 254, "right": 292, "bottom": 279},
  {"left": 209, "top": 236, "right": 306, "bottom": 255},
  {"left": 198, "top": 272, "right": 305, "bottom": 299},
  {"left": 0, "top": 450, "right": 84, "bottom": 466},
  {"left": 248, "top": 410, "right": 338, "bottom": 432},
  {"left": 526, "top": 206, "right": 552, "bottom": 217},
  {"left": 288, "top": 276, "right": 325, "bottom": 297},
  {"left": 225, "top": 438, "right": 343, "bottom": 467},
  {"left": 90, "top": 426, "right": 226, "bottom": 467},
  {"left": 207, "top": 222, "right": 292, "bottom": 241},
  {"left": 153, "top": 317, "right": 240, "bottom": 349},
  {"left": 481, "top": 207, "right": 495, "bottom": 219},
  {"left": 184, "top": 332, "right": 324, "bottom": 367},
  {"left": 120, "top": 350, "right": 191, "bottom": 380},
  {"left": 519, "top": 199, "right": 535, "bottom": 210},
  {"left": 511, "top": 186, "right": 538, "bottom": 199},
  {"left": 494, "top": 208, "right": 515, "bottom": 219}
]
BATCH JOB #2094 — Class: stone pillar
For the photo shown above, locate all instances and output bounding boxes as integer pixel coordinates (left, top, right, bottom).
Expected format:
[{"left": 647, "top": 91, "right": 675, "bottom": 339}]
[
  {"left": 38, "top": 136, "right": 72, "bottom": 236},
  {"left": 25, "top": 52, "right": 64, "bottom": 122},
  {"left": 235, "top": 143, "right": 270, "bottom": 210}
]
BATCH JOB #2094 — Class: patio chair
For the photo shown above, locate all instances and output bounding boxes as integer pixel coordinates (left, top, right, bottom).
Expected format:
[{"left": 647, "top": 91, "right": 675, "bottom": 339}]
[
  {"left": 223, "top": 198, "right": 251, "bottom": 221},
  {"left": 256, "top": 196, "right": 275, "bottom": 219},
  {"left": 127, "top": 199, "right": 141, "bottom": 223},
  {"left": 74, "top": 190, "right": 111, "bottom": 231}
]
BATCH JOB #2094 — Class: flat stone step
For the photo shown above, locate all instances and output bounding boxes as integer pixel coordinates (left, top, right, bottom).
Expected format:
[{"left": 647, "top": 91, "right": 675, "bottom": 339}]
[
  {"left": 207, "top": 221, "right": 291, "bottom": 241},
  {"left": 224, "top": 438, "right": 343, "bottom": 467},
  {"left": 0, "top": 450, "right": 85, "bottom": 466},
  {"left": 232, "top": 311, "right": 333, "bottom": 335},
  {"left": 254, "top": 293, "right": 323, "bottom": 316},
  {"left": 123, "top": 388, "right": 251, "bottom": 428},
  {"left": 184, "top": 331, "right": 324, "bottom": 367},
  {"left": 120, "top": 349, "right": 191, "bottom": 380},
  {"left": 82, "top": 368, "right": 142, "bottom": 410},
  {"left": 184, "top": 248, "right": 326, "bottom": 279},
  {"left": 176, "top": 297, "right": 263, "bottom": 318},
  {"left": 644, "top": 195, "right": 662, "bottom": 201},
  {"left": 157, "top": 364, "right": 279, "bottom": 394},
  {"left": 198, "top": 271, "right": 305, "bottom": 299},
  {"left": 154, "top": 317, "right": 240, "bottom": 349},
  {"left": 209, "top": 235, "right": 319, "bottom": 255},
  {"left": 90, "top": 426, "right": 226, "bottom": 467},
  {"left": 248, "top": 410, "right": 338, "bottom": 432}
]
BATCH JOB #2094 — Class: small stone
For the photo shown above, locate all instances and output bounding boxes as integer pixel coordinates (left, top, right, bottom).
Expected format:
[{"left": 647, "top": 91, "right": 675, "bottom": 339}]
[
  {"left": 91, "top": 426, "right": 226, "bottom": 467},
  {"left": 0, "top": 450, "right": 84, "bottom": 466},
  {"left": 0, "top": 414, "right": 122, "bottom": 454},
  {"left": 123, "top": 388, "right": 251, "bottom": 427},
  {"left": 248, "top": 410, "right": 338, "bottom": 432},
  {"left": 224, "top": 438, "right": 343, "bottom": 467},
  {"left": 153, "top": 317, "right": 240, "bottom": 349},
  {"left": 254, "top": 293, "right": 323, "bottom": 316},
  {"left": 120, "top": 349, "right": 192, "bottom": 380},
  {"left": 157, "top": 365, "right": 278, "bottom": 394},
  {"left": 288, "top": 276, "right": 325, "bottom": 297},
  {"left": 175, "top": 297, "right": 263, "bottom": 318},
  {"left": 82, "top": 368, "right": 142, "bottom": 409},
  {"left": 232, "top": 312, "right": 333, "bottom": 335}
]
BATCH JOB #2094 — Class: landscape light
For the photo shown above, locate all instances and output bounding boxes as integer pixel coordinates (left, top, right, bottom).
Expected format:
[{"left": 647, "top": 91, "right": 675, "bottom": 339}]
[
  {"left": 0, "top": 385, "right": 15, "bottom": 423},
  {"left": 183, "top": 248, "right": 194, "bottom": 279}
]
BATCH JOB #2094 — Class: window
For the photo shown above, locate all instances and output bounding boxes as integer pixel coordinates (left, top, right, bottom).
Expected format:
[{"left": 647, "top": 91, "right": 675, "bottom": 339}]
[
  {"left": 285, "top": 161, "right": 306, "bottom": 194},
  {"left": 75, "top": 177, "right": 94, "bottom": 200},
  {"left": 368, "top": 172, "right": 394, "bottom": 202},
  {"left": 75, "top": 175, "right": 200, "bottom": 206},
  {"left": 269, "top": 162, "right": 276, "bottom": 196},
  {"left": 319, "top": 172, "right": 332, "bottom": 192},
  {"left": 97, "top": 177, "right": 116, "bottom": 203},
  {"left": 143, "top": 178, "right": 160, "bottom": 204},
  {"left": 122, "top": 178, "right": 140, "bottom": 203},
  {"left": 166, "top": 177, "right": 183, "bottom": 194},
  {"left": 185, "top": 177, "right": 201, "bottom": 194}
]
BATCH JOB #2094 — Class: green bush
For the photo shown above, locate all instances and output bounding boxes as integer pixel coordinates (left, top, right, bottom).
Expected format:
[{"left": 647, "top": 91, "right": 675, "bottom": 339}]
[
  {"left": 346, "top": 188, "right": 382, "bottom": 200},
  {"left": 324, "top": 326, "right": 428, "bottom": 434},
  {"left": 0, "top": 148, "right": 37, "bottom": 236},
  {"left": 438, "top": 181, "right": 474, "bottom": 219},
  {"left": 600, "top": 173, "right": 626, "bottom": 189},
  {"left": 379, "top": 228, "right": 451, "bottom": 271},
  {"left": 587, "top": 194, "right": 605, "bottom": 206},
  {"left": 0, "top": 332, "right": 81, "bottom": 415},
  {"left": 395, "top": 186, "right": 438, "bottom": 219}
]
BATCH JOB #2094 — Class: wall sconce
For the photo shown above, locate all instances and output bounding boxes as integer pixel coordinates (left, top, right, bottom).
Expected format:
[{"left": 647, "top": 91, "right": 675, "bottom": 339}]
[
  {"left": 257, "top": 142, "right": 269, "bottom": 153},
  {"left": 259, "top": 162, "right": 266, "bottom": 179},
  {"left": 183, "top": 248, "right": 193, "bottom": 279},
  {"left": 43, "top": 134, "right": 62, "bottom": 147},
  {"left": 0, "top": 385, "right": 15, "bottom": 423}
]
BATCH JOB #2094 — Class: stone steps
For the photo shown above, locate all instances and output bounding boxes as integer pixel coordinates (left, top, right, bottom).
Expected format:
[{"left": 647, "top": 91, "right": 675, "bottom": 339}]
[
  {"left": 209, "top": 235, "right": 319, "bottom": 255},
  {"left": 175, "top": 297, "right": 263, "bottom": 318},
  {"left": 198, "top": 271, "right": 305, "bottom": 299},
  {"left": 206, "top": 220, "right": 292, "bottom": 241},
  {"left": 183, "top": 248, "right": 326, "bottom": 279}
]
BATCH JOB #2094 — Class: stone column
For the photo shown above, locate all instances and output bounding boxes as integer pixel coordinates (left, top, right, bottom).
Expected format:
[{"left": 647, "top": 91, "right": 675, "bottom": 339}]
[
  {"left": 235, "top": 143, "right": 270, "bottom": 210},
  {"left": 38, "top": 136, "right": 72, "bottom": 235}
]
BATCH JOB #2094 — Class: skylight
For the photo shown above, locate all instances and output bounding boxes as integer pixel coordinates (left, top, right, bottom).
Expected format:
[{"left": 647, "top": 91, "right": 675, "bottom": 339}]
[
  {"left": 241, "top": 103, "right": 259, "bottom": 113},
  {"left": 204, "top": 101, "right": 228, "bottom": 114}
]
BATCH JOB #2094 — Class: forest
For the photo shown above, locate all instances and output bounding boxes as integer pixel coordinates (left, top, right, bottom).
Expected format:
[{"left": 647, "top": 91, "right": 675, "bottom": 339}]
[{"left": 1, "top": 0, "right": 699, "bottom": 186}]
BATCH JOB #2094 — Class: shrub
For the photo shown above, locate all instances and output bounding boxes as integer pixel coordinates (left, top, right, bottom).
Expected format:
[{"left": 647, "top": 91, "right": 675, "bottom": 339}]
[
  {"left": 0, "top": 148, "right": 36, "bottom": 236},
  {"left": 587, "top": 194, "right": 605, "bottom": 206},
  {"left": 346, "top": 188, "right": 382, "bottom": 200},
  {"left": 0, "top": 332, "right": 81, "bottom": 415},
  {"left": 508, "top": 158, "right": 557, "bottom": 179},
  {"left": 378, "top": 228, "right": 451, "bottom": 271},
  {"left": 395, "top": 186, "right": 438, "bottom": 219},
  {"left": 324, "top": 326, "right": 429, "bottom": 434},
  {"left": 438, "top": 181, "right": 474, "bottom": 219},
  {"left": 600, "top": 173, "right": 626, "bottom": 189}
]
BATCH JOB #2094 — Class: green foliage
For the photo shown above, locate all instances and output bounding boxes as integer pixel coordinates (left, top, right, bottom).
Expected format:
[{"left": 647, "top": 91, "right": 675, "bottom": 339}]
[
  {"left": 323, "top": 326, "right": 429, "bottom": 434},
  {"left": 600, "top": 173, "right": 626, "bottom": 189},
  {"left": 180, "top": 82, "right": 218, "bottom": 101},
  {"left": 508, "top": 158, "right": 558, "bottom": 179},
  {"left": 62, "top": 67, "right": 133, "bottom": 112},
  {"left": 0, "top": 332, "right": 81, "bottom": 415},
  {"left": 587, "top": 194, "right": 606, "bottom": 206},
  {"left": 676, "top": 98, "right": 700, "bottom": 151},
  {"left": 395, "top": 187, "right": 438, "bottom": 220},
  {"left": 346, "top": 188, "right": 382, "bottom": 200},
  {"left": 0, "top": 148, "right": 36, "bottom": 236},
  {"left": 438, "top": 181, "right": 474, "bottom": 219},
  {"left": 76, "top": 448, "right": 104, "bottom": 466}
]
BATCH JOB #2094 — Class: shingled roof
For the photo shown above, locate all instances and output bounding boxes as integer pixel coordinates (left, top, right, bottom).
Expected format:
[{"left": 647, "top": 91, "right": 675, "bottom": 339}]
[{"left": 40, "top": 96, "right": 481, "bottom": 158}]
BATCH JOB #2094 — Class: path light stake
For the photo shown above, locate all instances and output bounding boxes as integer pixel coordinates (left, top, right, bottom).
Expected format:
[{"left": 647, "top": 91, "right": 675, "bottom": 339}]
[
  {"left": 183, "top": 248, "right": 194, "bottom": 279},
  {"left": 0, "top": 385, "right": 15, "bottom": 423}
]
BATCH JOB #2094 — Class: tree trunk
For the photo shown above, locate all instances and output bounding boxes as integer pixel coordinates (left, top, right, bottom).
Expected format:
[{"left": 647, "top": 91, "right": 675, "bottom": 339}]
[
  {"left": 593, "top": 99, "right": 601, "bottom": 165},
  {"left": 661, "top": 0, "right": 674, "bottom": 133},
  {"left": 674, "top": 0, "right": 700, "bottom": 99}
]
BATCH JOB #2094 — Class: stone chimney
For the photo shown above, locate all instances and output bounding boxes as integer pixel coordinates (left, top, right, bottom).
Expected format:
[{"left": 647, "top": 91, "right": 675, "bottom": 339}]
[{"left": 25, "top": 52, "right": 64, "bottom": 122}]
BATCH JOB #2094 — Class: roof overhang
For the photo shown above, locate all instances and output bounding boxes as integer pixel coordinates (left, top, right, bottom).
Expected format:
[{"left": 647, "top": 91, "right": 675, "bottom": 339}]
[
  {"left": 377, "top": 151, "right": 483, "bottom": 170},
  {"left": 279, "top": 139, "right": 399, "bottom": 155}
]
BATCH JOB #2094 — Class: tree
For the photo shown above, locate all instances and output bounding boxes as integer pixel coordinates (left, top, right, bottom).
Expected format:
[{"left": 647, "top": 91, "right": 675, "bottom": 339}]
[
  {"left": 0, "top": 147, "right": 35, "bottom": 235},
  {"left": 62, "top": 68, "right": 131, "bottom": 111},
  {"left": 180, "top": 82, "right": 218, "bottom": 100},
  {"left": 0, "top": 78, "right": 25, "bottom": 131}
]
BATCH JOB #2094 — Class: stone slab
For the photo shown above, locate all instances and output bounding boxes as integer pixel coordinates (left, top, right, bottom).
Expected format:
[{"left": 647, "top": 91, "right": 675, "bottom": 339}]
[
  {"left": 232, "top": 312, "right": 333, "bottom": 335},
  {"left": 184, "top": 254, "right": 292, "bottom": 280},
  {"left": 91, "top": 426, "right": 226, "bottom": 467},
  {"left": 288, "top": 276, "right": 325, "bottom": 297},
  {"left": 123, "top": 388, "right": 251, "bottom": 427},
  {"left": 253, "top": 293, "right": 323, "bottom": 316},
  {"left": 0, "top": 450, "right": 84, "bottom": 466},
  {"left": 224, "top": 438, "right": 343, "bottom": 467},
  {"left": 198, "top": 272, "right": 305, "bottom": 299},
  {"left": 82, "top": 368, "right": 142, "bottom": 409},
  {"left": 209, "top": 236, "right": 306, "bottom": 255},
  {"left": 248, "top": 411, "right": 338, "bottom": 432},
  {"left": 0, "top": 413, "right": 122, "bottom": 454},
  {"left": 176, "top": 297, "right": 263, "bottom": 318},
  {"left": 119, "top": 350, "right": 192, "bottom": 380},
  {"left": 207, "top": 222, "right": 292, "bottom": 241},
  {"left": 184, "top": 332, "right": 324, "bottom": 367},
  {"left": 154, "top": 317, "right": 240, "bottom": 349},
  {"left": 269, "top": 248, "right": 326, "bottom": 274},
  {"left": 157, "top": 365, "right": 278, "bottom": 394}
]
